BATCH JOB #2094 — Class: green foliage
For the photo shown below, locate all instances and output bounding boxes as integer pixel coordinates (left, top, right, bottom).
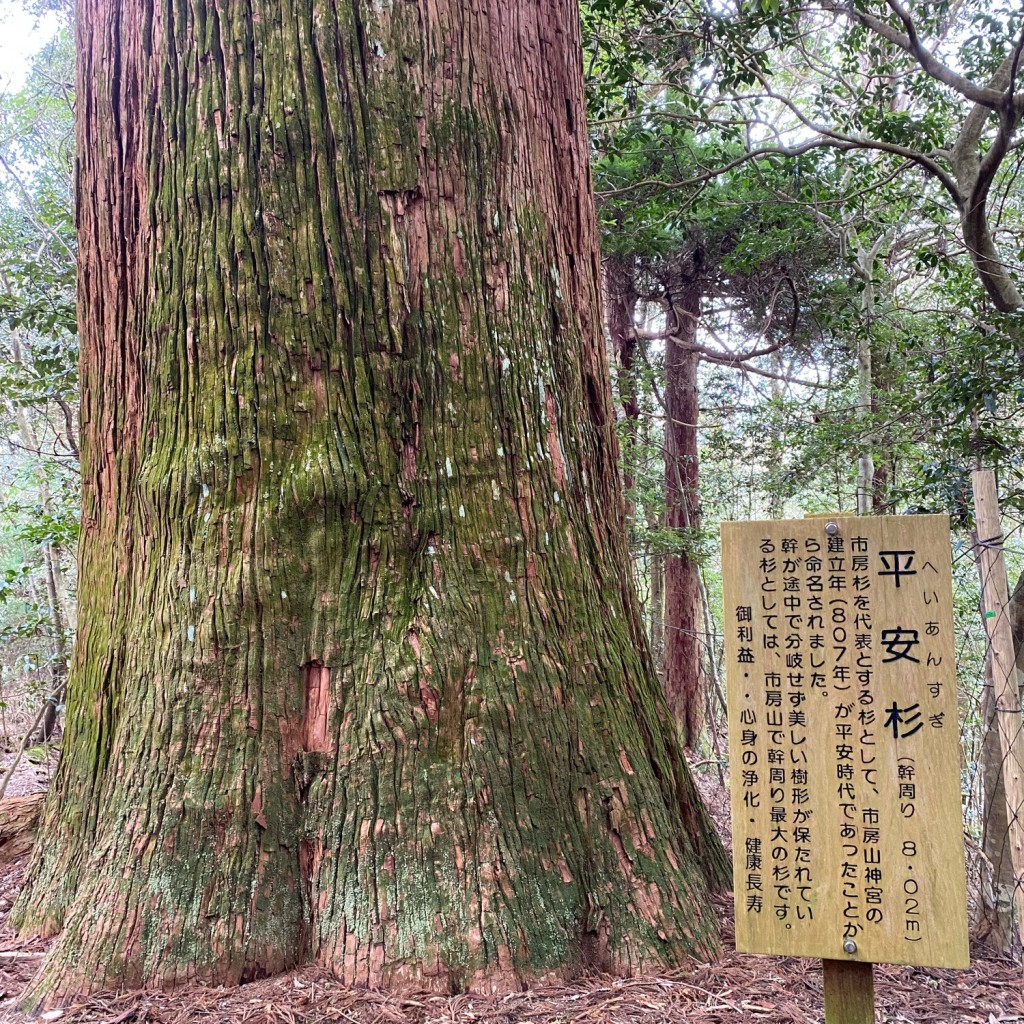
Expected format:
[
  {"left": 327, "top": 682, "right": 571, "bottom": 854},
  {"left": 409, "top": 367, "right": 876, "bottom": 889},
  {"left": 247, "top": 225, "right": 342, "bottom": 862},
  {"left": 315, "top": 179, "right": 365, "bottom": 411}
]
[
  {"left": 0, "top": 26, "right": 76, "bottom": 341},
  {"left": 588, "top": 1, "right": 1024, "bottom": 801},
  {"left": 883, "top": 309, "right": 1024, "bottom": 524},
  {"left": 0, "top": 10, "right": 77, "bottom": 693}
]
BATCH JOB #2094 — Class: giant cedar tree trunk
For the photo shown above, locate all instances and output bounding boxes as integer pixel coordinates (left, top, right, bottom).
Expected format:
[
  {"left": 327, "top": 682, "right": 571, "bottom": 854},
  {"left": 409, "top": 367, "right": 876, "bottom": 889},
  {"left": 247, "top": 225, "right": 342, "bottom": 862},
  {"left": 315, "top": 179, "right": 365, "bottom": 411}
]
[
  {"left": 15, "top": 0, "right": 727, "bottom": 1003},
  {"left": 663, "top": 270, "right": 704, "bottom": 748}
]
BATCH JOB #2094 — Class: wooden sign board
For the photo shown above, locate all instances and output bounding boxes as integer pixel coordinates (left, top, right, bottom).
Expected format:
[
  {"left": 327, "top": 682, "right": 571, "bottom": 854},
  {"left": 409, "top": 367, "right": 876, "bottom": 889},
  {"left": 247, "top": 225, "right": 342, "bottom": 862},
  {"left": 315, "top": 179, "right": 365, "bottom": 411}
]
[{"left": 721, "top": 514, "right": 969, "bottom": 969}]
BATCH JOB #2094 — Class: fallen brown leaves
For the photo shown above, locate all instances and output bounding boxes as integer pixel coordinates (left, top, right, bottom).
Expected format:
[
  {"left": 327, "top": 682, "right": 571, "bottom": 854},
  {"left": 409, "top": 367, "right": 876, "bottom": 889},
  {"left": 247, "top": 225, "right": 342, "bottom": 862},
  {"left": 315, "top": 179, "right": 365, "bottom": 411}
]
[{"left": 0, "top": 864, "right": 1019, "bottom": 1024}]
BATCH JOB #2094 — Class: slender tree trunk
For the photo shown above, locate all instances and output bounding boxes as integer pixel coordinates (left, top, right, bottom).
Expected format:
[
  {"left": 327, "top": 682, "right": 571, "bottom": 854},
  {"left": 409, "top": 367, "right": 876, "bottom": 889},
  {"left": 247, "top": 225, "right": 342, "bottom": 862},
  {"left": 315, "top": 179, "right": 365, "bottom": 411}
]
[
  {"left": 853, "top": 244, "right": 877, "bottom": 514},
  {"left": 855, "top": 334, "right": 875, "bottom": 514},
  {"left": 641, "top": 397, "right": 665, "bottom": 672},
  {"left": 16, "top": 0, "right": 726, "bottom": 1004},
  {"left": 649, "top": 546, "right": 665, "bottom": 671},
  {"left": 868, "top": 314, "right": 894, "bottom": 513},
  {"left": 605, "top": 256, "right": 640, "bottom": 493},
  {"left": 605, "top": 259, "right": 661, "bottom": 654},
  {"left": 971, "top": 477, "right": 1024, "bottom": 957},
  {"left": 662, "top": 265, "right": 703, "bottom": 748},
  {"left": 33, "top": 547, "right": 67, "bottom": 744},
  {"left": 647, "top": 382, "right": 665, "bottom": 671},
  {"left": 978, "top": 674, "right": 1020, "bottom": 953},
  {"left": 6, "top": 339, "right": 73, "bottom": 740}
]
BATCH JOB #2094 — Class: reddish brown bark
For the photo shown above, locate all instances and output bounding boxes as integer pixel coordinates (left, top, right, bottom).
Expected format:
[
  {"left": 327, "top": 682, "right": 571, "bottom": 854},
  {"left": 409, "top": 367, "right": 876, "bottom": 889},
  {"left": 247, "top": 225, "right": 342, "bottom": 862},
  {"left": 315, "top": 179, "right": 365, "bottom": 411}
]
[
  {"left": 605, "top": 256, "right": 641, "bottom": 490},
  {"left": 14, "top": 0, "right": 727, "bottom": 1005},
  {"left": 662, "top": 268, "right": 704, "bottom": 749}
]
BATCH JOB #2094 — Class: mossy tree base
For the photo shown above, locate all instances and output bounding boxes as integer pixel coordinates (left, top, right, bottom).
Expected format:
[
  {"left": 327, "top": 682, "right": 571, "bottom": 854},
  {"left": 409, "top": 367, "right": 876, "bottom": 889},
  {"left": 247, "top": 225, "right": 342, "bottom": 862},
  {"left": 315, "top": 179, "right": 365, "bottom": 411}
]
[{"left": 14, "top": 0, "right": 728, "bottom": 1004}]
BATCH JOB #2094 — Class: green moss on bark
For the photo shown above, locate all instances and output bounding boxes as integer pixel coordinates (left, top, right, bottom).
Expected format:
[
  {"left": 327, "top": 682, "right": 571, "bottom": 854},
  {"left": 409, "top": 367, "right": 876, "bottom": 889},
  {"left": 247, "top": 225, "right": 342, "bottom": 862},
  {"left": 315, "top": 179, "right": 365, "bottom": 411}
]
[{"left": 15, "top": 0, "right": 727, "bottom": 1005}]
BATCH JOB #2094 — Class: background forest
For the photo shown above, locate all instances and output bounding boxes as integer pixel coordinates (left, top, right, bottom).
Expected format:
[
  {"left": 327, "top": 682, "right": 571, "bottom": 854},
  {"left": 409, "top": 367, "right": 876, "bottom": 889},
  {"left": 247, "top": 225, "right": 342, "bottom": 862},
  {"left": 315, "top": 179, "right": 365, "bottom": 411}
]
[{"left": 0, "top": 0, "right": 1022, "bottom": 971}]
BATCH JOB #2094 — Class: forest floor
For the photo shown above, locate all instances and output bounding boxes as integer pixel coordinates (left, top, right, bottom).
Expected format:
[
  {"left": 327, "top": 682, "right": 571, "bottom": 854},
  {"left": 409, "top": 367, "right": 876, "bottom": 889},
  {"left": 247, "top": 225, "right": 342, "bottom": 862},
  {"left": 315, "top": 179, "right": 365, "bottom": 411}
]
[
  {"left": 0, "top": 772, "right": 1019, "bottom": 1023},
  {"left": 0, "top": 747, "right": 58, "bottom": 800}
]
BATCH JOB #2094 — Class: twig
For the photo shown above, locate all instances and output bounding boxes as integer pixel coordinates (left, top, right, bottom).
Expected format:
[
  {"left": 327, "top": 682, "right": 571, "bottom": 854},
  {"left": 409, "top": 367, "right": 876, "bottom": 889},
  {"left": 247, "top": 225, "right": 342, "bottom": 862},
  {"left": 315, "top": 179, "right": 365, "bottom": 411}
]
[{"left": 0, "top": 689, "right": 62, "bottom": 802}]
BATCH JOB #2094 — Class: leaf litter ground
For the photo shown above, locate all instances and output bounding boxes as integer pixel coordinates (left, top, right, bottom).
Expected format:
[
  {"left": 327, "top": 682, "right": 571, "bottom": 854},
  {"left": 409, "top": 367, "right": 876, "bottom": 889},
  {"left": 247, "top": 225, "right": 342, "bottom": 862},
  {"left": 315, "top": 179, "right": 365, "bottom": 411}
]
[{"left": 0, "top": 775, "right": 1019, "bottom": 1023}]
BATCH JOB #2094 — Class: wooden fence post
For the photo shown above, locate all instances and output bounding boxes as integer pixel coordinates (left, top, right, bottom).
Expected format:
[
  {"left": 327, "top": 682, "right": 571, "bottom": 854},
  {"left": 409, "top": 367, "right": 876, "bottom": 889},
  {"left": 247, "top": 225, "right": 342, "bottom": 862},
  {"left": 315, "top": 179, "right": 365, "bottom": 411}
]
[{"left": 971, "top": 469, "right": 1024, "bottom": 941}]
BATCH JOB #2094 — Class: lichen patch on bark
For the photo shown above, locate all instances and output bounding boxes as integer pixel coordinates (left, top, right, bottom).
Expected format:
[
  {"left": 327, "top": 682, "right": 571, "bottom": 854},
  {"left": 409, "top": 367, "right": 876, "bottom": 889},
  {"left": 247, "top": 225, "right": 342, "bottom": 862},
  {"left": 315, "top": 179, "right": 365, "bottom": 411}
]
[{"left": 14, "top": 0, "right": 728, "bottom": 1007}]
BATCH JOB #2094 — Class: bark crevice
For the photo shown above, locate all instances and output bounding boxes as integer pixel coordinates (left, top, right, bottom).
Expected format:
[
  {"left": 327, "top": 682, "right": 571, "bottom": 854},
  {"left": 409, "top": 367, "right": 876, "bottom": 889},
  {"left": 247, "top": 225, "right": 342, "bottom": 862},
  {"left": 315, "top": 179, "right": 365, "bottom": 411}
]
[{"left": 15, "top": 0, "right": 727, "bottom": 1005}]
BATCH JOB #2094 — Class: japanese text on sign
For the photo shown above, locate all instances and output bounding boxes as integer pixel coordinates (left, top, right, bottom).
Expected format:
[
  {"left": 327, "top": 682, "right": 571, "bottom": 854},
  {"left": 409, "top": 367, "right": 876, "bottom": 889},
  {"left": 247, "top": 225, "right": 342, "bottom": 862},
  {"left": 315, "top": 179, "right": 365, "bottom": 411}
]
[{"left": 721, "top": 515, "right": 968, "bottom": 969}]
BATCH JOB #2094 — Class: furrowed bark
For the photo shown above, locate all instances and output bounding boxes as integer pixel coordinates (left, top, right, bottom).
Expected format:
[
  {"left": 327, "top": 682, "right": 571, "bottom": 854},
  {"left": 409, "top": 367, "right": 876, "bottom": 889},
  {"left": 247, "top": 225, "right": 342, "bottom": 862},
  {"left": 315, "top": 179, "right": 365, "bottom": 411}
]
[
  {"left": 663, "top": 267, "right": 704, "bottom": 748},
  {"left": 0, "top": 796, "right": 43, "bottom": 862},
  {"left": 605, "top": 256, "right": 641, "bottom": 494},
  {"left": 16, "top": 0, "right": 727, "bottom": 1004}
]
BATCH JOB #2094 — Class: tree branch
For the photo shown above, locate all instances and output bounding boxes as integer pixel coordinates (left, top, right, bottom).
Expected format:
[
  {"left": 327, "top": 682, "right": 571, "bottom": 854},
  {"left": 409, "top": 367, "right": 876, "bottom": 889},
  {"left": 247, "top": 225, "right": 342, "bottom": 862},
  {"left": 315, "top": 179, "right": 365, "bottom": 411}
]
[
  {"left": 949, "top": 46, "right": 1024, "bottom": 310},
  {"left": 0, "top": 153, "right": 75, "bottom": 263},
  {"left": 829, "top": 0, "right": 1005, "bottom": 107}
]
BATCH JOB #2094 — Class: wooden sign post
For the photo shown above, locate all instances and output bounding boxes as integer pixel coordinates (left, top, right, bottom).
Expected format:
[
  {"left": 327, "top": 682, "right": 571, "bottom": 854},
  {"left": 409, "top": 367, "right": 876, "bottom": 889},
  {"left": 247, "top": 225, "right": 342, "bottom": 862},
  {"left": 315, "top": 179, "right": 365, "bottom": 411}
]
[
  {"left": 823, "top": 959, "right": 874, "bottom": 1023},
  {"left": 721, "top": 515, "right": 969, "bottom": 1021}
]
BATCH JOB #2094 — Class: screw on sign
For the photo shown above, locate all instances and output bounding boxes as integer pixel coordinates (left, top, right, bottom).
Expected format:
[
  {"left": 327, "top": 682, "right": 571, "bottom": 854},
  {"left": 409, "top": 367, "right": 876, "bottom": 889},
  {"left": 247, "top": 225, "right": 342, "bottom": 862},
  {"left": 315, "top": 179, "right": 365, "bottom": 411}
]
[{"left": 720, "top": 514, "right": 969, "bottom": 1024}]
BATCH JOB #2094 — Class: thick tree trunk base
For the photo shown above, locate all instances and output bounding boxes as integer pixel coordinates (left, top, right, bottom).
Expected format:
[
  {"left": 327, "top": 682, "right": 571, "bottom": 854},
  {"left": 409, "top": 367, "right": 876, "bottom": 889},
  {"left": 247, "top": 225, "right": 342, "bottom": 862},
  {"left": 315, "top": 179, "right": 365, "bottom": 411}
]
[
  {"left": 14, "top": 0, "right": 728, "bottom": 1007},
  {"left": 19, "top": 745, "right": 725, "bottom": 1000}
]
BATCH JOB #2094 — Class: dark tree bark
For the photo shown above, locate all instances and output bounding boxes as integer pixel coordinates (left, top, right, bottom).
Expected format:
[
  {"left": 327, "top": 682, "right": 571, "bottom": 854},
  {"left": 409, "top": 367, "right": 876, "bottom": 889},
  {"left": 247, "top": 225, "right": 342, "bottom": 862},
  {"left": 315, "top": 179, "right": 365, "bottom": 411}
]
[
  {"left": 662, "top": 261, "right": 704, "bottom": 748},
  {"left": 605, "top": 256, "right": 641, "bottom": 493},
  {"left": 15, "top": 0, "right": 727, "bottom": 1004}
]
